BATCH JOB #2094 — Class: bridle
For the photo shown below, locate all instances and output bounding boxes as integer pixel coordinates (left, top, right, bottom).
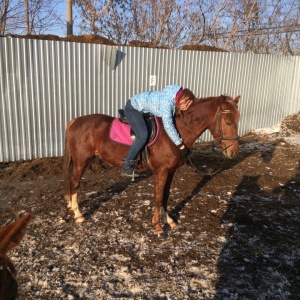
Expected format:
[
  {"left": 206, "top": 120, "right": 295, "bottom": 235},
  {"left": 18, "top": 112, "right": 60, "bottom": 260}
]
[
  {"left": 212, "top": 107, "right": 240, "bottom": 153},
  {"left": 183, "top": 105, "right": 239, "bottom": 146},
  {"left": 183, "top": 104, "right": 239, "bottom": 176}
]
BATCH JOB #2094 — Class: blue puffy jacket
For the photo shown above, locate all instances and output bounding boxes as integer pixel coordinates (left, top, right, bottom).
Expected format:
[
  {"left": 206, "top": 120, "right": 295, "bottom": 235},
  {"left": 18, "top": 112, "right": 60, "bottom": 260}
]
[{"left": 130, "top": 84, "right": 183, "bottom": 145}]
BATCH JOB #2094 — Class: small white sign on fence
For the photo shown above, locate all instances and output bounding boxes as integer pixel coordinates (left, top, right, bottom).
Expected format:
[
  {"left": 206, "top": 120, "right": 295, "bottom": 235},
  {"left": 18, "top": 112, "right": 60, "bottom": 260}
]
[{"left": 149, "top": 75, "right": 156, "bottom": 86}]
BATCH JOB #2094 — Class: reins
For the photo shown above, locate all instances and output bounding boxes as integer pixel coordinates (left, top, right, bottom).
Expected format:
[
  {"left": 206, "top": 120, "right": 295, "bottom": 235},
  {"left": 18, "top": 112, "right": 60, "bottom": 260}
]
[
  {"left": 188, "top": 148, "right": 227, "bottom": 176},
  {"left": 183, "top": 104, "right": 239, "bottom": 176}
]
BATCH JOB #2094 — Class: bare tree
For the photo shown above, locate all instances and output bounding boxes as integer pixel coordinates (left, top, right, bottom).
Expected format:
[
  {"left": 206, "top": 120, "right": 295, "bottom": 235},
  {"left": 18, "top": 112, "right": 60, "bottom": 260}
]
[
  {"left": 182, "top": 0, "right": 228, "bottom": 47},
  {"left": 0, "top": 0, "right": 23, "bottom": 35},
  {"left": 74, "top": 0, "right": 194, "bottom": 47},
  {"left": 74, "top": 0, "right": 99, "bottom": 34},
  {"left": 70, "top": 0, "right": 300, "bottom": 54},
  {"left": 214, "top": 0, "right": 300, "bottom": 54},
  {"left": 24, "top": 0, "right": 62, "bottom": 34},
  {"left": 128, "top": 0, "right": 178, "bottom": 47},
  {"left": 2, "top": 0, "right": 300, "bottom": 55},
  {"left": 1, "top": 0, "right": 63, "bottom": 35},
  {"left": 0, "top": 0, "right": 10, "bottom": 34}
]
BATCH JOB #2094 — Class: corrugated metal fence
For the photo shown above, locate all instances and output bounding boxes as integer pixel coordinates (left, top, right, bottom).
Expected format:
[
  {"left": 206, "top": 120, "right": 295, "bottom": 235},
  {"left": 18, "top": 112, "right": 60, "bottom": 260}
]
[{"left": 1, "top": 37, "right": 300, "bottom": 162}]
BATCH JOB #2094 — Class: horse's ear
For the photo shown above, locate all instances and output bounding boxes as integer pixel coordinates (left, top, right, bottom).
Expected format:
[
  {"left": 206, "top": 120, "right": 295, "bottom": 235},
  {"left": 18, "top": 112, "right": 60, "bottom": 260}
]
[
  {"left": 220, "top": 95, "right": 228, "bottom": 106},
  {"left": 0, "top": 213, "right": 31, "bottom": 254},
  {"left": 233, "top": 96, "right": 240, "bottom": 104}
]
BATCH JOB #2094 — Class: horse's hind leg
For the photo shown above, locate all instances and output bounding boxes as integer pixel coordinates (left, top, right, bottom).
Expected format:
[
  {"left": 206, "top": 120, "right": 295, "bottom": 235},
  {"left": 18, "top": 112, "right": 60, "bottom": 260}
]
[
  {"left": 161, "top": 170, "right": 177, "bottom": 229},
  {"left": 68, "top": 159, "right": 92, "bottom": 223},
  {"left": 70, "top": 193, "right": 84, "bottom": 223}
]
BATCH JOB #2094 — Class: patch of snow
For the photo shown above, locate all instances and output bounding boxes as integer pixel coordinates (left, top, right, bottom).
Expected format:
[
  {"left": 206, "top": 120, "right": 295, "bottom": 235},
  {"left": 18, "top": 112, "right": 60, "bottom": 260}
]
[
  {"left": 253, "top": 123, "right": 281, "bottom": 135},
  {"left": 283, "top": 135, "right": 300, "bottom": 146}
]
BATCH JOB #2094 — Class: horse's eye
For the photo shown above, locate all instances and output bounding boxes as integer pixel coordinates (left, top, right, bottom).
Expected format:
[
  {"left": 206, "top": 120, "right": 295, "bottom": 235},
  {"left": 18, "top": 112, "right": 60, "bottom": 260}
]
[{"left": 223, "top": 117, "right": 233, "bottom": 126}]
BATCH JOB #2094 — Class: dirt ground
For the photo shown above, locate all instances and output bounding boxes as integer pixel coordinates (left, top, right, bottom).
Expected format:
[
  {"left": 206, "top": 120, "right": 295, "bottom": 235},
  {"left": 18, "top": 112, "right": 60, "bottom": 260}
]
[{"left": 1, "top": 112, "right": 300, "bottom": 299}]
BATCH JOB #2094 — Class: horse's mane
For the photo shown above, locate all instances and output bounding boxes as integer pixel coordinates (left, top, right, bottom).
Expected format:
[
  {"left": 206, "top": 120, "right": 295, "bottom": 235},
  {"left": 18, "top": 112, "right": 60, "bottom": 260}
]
[
  {"left": 195, "top": 95, "right": 240, "bottom": 121},
  {"left": 176, "top": 95, "right": 240, "bottom": 122}
]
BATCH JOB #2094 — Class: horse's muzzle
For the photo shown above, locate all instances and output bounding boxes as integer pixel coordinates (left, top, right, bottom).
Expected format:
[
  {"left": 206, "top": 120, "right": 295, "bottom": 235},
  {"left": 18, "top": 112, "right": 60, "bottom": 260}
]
[
  {"left": 225, "top": 149, "right": 239, "bottom": 159},
  {"left": 222, "top": 139, "right": 239, "bottom": 159}
]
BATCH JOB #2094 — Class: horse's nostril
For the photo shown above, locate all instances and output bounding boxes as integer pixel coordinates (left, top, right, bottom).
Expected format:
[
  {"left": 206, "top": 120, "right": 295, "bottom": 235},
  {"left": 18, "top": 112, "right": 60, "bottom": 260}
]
[
  {"left": 227, "top": 151, "right": 235, "bottom": 158},
  {"left": 231, "top": 151, "right": 238, "bottom": 158}
]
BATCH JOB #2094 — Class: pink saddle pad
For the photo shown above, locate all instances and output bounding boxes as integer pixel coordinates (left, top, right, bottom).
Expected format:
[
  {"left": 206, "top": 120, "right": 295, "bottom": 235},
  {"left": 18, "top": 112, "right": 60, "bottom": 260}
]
[
  {"left": 110, "top": 119, "right": 133, "bottom": 146},
  {"left": 109, "top": 117, "right": 160, "bottom": 147}
]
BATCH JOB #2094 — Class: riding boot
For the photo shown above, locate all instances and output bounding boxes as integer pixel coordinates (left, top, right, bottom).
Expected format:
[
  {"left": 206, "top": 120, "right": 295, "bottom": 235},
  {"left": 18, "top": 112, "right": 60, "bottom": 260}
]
[{"left": 122, "top": 158, "right": 140, "bottom": 178}]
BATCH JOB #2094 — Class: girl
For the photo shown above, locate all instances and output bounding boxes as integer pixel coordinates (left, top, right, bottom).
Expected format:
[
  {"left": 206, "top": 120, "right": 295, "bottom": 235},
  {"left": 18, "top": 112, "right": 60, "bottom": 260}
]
[{"left": 122, "top": 84, "right": 195, "bottom": 177}]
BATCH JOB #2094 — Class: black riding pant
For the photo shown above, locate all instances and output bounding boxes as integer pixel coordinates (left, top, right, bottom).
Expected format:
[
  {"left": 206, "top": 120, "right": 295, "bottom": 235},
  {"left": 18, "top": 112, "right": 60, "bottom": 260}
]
[{"left": 124, "top": 100, "right": 149, "bottom": 160}]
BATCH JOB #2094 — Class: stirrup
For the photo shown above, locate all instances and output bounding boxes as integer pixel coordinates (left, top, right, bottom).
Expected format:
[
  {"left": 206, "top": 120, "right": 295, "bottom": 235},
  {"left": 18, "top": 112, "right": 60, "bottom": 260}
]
[{"left": 122, "top": 170, "right": 140, "bottom": 178}]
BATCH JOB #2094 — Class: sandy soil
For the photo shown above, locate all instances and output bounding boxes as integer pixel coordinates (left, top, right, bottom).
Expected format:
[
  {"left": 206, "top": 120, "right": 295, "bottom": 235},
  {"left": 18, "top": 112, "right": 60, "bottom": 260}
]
[{"left": 1, "top": 112, "right": 300, "bottom": 299}]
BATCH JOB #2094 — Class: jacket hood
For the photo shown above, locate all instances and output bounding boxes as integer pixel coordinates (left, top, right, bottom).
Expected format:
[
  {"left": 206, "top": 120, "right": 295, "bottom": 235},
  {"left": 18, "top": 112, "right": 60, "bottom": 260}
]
[{"left": 161, "top": 84, "right": 182, "bottom": 99}]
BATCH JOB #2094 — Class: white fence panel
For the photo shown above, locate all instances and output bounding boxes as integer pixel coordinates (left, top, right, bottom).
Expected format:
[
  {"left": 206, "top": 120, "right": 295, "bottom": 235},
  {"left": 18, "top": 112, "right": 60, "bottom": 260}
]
[{"left": 0, "top": 37, "right": 299, "bottom": 161}]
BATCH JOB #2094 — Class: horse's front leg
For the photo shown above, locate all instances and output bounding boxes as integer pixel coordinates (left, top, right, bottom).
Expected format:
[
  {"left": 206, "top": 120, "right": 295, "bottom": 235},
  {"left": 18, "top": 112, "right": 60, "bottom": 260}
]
[
  {"left": 161, "top": 170, "right": 177, "bottom": 229},
  {"left": 152, "top": 170, "right": 169, "bottom": 234}
]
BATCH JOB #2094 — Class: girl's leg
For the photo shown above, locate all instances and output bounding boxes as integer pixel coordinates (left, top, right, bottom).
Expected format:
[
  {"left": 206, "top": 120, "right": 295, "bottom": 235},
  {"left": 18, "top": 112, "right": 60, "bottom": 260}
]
[{"left": 124, "top": 101, "right": 148, "bottom": 160}]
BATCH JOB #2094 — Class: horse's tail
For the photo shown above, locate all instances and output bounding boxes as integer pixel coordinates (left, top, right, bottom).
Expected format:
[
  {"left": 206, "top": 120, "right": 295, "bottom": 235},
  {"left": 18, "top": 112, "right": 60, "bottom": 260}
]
[{"left": 63, "top": 120, "right": 75, "bottom": 200}]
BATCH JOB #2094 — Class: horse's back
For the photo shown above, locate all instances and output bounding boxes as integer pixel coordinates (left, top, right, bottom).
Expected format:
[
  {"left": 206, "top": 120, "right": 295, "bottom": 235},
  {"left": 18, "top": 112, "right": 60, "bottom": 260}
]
[
  {"left": 67, "top": 114, "right": 114, "bottom": 134},
  {"left": 68, "top": 113, "right": 114, "bottom": 126},
  {"left": 65, "top": 114, "right": 117, "bottom": 160}
]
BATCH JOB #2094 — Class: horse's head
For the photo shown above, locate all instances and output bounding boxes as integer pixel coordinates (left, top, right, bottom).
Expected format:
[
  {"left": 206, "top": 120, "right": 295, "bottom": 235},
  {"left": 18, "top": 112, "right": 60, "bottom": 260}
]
[
  {"left": 211, "top": 95, "right": 240, "bottom": 159},
  {"left": 0, "top": 214, "right": 31, "bottom": 300}
]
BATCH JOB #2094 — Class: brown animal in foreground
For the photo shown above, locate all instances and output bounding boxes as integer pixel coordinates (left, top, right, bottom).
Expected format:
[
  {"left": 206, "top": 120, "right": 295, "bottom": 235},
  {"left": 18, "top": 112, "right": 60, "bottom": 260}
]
[
  {"left": 64, "top": 95, "right": 240, "bottom": 234},
  {"left": 0, "top": 214, "right": 31, "bottom": 300}
]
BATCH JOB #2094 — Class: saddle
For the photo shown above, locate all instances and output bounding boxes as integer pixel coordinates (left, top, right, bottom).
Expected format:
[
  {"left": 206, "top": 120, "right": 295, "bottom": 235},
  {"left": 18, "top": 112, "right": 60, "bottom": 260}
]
[
  {"left": 109, "top": 109, "right": 160, "bottom": 157},
  {"left": 118, "top": 109, "right": 159, "bottom": 144}
]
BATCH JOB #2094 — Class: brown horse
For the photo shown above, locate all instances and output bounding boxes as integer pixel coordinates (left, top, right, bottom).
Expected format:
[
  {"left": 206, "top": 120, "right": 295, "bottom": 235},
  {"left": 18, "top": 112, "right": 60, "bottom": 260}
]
[
  {"left": 64, "top": 95, "right": 240, "bottom": 234},
  {"left": 0, "top": 213, "right": 31, "bottom": 300}
]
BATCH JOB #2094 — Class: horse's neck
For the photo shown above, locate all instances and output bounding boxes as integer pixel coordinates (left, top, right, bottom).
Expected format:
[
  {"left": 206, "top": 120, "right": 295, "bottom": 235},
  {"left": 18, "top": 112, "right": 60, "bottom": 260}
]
[{"left": 176, "top": 99, "right": 218, "bottom": 148}]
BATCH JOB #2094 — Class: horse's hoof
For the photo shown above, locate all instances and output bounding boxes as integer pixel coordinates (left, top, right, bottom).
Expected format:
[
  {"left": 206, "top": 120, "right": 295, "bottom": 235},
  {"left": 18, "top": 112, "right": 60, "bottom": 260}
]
[
  {"left": 154, "top": 228, "right": 164, "bottom": 235},
  {"left": 75, "top": 216, "right": 85, "bottom": 223},
  {"left": 168, "top": 221, "right": 177, "bottom": 229}
]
